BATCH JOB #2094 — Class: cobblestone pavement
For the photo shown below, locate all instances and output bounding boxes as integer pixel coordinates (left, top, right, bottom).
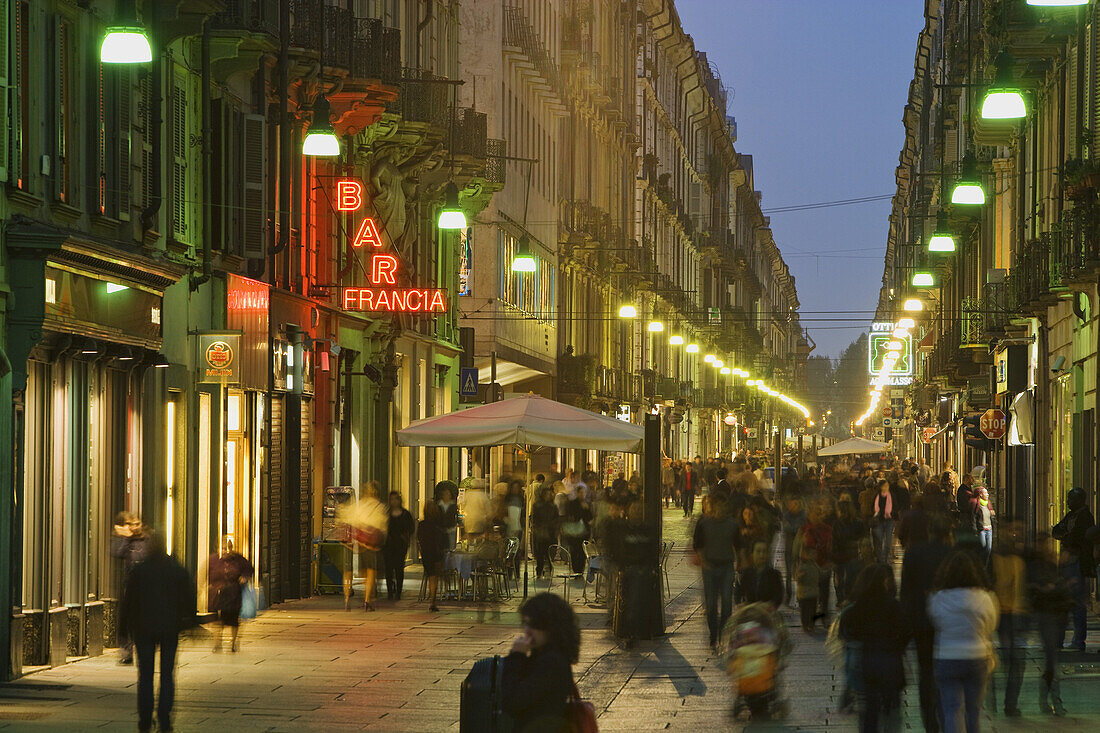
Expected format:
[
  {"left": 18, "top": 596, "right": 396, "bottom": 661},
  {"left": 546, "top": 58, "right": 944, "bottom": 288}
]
[{"left": 4, "top": 507, "right": 1100, "bottom": 731}]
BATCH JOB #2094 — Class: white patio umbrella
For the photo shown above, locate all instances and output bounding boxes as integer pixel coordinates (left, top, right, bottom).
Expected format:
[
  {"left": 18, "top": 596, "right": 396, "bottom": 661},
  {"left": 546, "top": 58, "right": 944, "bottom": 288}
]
[
  {"left": 816, "top": 437, "right": 890, "bottom": 457},
  {"left": 395, "top": 393, "right": 645, "bottom": 596},
  {"left": 396, "top": 393, "right": 645, "bottom": 452}
]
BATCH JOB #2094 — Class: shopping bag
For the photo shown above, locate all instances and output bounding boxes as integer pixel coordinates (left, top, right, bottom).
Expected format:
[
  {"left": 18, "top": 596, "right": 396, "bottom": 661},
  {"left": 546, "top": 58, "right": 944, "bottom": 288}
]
[{"left": 240, "top": 582, "right": 258, "bottom": 621}]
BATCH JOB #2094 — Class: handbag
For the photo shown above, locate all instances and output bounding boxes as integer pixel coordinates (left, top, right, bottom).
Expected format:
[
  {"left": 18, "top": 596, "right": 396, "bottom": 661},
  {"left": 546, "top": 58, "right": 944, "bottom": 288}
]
[
  {"left": 566, "top": 682, "right": 598, "bottom": 733},
  {"left": 561, "top": 519, "right": 586, "bottom": 538}
]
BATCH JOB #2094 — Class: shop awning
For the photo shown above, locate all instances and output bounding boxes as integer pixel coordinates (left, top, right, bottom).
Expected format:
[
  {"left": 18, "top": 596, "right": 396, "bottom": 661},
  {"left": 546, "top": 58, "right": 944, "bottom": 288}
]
[{"left": 395, "top": 393, "right": 644, "bottom": 452}]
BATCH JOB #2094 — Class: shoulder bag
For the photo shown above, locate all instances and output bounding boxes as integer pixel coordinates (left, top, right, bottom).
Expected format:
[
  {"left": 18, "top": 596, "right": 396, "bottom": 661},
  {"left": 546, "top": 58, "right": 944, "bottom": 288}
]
[{"left": 567, "top": 681, "right": 598, "bottom": 733}]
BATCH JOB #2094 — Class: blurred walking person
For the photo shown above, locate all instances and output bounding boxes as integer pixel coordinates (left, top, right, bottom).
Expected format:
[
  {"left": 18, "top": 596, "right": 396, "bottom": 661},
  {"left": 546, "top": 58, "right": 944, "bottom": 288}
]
[
  {"left": 110, "top": 512, "right": 150, "bottom": 664},
  {"left": 212, "top": 539, "right": 253, "bottom": 653},
  {"left": 418, "top": 500, "right": 446, "bottom": 612},
  {"left": 871, "top": 480, "right": 897, "bottom": 564},
  {"left": 840, "top": 563, "right": 911, "bottom": 733},
  {"left": 927, "top": 551, "right": 998, "bottom": 733},
  {"left": 530, "top": 486, "right": 560, "bottom": 579},
  {"left": 990, "top": 526, "right": 1026, "bottom": 717},
  {"left": 900, "top": 518, "right": 951, "bottom": 732},
  {"left": 383, "top": 491, "right": 415, "bottom": 601},
  {"left": 1051, "top": 486, "right": 1094, "bottom": 650},
  {"left": 1027, "top": 536, "right": 1074, "bottom": 716},
  {"left": 692, "top": 495, "right": 738, "bottom": 649},
  {"left": 119, "top": 533, "right": 196, "bottom": 733}
]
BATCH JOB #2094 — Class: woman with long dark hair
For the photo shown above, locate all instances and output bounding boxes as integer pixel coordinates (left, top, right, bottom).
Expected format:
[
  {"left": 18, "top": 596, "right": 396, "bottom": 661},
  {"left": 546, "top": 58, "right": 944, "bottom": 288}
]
[
  {"left": 928, "top": 551, "right": 998, "bottom": 732},
  {"left": 502, "top": 592, "right": 581, "bottom": 732},
  {"left": 840, "top": 563, "right": 911, "bottom": 732}
]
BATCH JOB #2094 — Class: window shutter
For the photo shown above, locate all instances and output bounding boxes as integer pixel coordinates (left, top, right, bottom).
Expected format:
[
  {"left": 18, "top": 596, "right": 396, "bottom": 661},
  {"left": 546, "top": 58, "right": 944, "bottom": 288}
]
[
  {"left": 241, "top": 113, "right": 267, "bottom": 259},
  {"left": 1068, "top": 45, "right": 1078, "bottom": 153},
  {"left": 139, "top": 70, "right": 153, "bottom": 211},
  {"left": 171, "top": 77, "right": 188, "bottom": 240},
  {"left": 117, "top": 67, "right": 131, "bottom": 220},
  {"left": 1093, "top": 16, "right": 1100, "bottom": 152},
  {"left": 0, "top": 0, "right": 9, "bottom": 182},
  {"left": 97, "top": 61, "right": 108, "bottom": 214},
  {"left": 54, "top": 17, "right": 70, "bottom": 202}
]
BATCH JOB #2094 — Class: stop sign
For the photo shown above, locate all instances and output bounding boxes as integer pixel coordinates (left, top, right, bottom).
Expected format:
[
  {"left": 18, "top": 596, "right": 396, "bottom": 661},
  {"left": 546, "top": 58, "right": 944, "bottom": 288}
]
[{"left": 980, "top": 409, "right": 1007, "bottom": 440}]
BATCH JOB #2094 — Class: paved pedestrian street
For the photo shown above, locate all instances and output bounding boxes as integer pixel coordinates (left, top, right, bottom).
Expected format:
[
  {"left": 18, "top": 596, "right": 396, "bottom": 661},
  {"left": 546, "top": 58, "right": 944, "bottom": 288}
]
[{"left": 4, "top": 508, "right": 1100, "bottom": 731}]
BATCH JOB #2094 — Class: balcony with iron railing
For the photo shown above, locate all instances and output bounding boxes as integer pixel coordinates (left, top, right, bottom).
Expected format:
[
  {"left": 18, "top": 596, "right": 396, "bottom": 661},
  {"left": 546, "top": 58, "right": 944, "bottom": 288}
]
[
  {"left": 1056, "top": 203, "right": 1100, "bottom": 284},
  {"left": 503, "top": 5, "right": 561, "bottom": 93},
  {"left": 350, "top": 18, "right": 401, "bottom": 83},
  {"left": 214, "top": 0, "right": 279, "bottom": 37},
  {"left": 960, "top": 297, "right": 984, "bottom": 348},
  {"left": 289, "top": 0, "right": 323, "bottom": 50}
]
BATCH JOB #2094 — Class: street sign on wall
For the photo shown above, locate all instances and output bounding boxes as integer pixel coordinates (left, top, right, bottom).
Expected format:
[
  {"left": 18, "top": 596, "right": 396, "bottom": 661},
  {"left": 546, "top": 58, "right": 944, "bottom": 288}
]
[{"left": 872, "top": 427, "right": 885, "bottom": 441}]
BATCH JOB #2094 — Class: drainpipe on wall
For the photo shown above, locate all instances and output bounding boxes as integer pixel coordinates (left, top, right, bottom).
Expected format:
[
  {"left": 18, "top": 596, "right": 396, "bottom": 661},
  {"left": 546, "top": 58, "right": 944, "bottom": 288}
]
[
  {"left": 375, "top": 340, "right": 398, "bottom": 490},
  {"left": 191, "top": 18, "right": 213, "bottom": 292}
]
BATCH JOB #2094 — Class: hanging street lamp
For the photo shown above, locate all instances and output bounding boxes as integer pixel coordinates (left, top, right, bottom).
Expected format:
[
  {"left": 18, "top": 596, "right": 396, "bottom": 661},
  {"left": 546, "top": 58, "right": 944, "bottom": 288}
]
[
  {"left": 302, "top": 96, "right": 340, "bottom": 156},
  {"left": 951, "top": 156, "right": 986, "bottom": 205},
  {"left": 981, "top": 54, "right": 1026, "bottom": 120},
  {"left": 100, "top": 25, "right": 152, "bottom": 64},
  {"left": 511, "top": 237, "right": 537, "bottom": 272},
  {"left": 437, "top": 182, "right": 467, "bottom": 229}
]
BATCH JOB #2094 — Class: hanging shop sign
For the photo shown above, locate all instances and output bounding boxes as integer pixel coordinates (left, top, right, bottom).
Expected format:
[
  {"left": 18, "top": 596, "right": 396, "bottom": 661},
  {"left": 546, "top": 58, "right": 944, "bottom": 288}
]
[
  {"left": 198, "top": 332, "right": 242, "bottom": 383},
  {"left": 868, "top": 321, "right": 913, "bottom": 377},
  {"left": 335, "top": 177, "right": 449, "bottom": 315}
]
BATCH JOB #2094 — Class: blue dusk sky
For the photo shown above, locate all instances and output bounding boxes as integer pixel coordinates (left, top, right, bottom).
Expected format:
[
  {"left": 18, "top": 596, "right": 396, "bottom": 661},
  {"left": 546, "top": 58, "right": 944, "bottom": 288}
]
[{"left": 676, "top": 0, "right": 926, "bottom": 357}]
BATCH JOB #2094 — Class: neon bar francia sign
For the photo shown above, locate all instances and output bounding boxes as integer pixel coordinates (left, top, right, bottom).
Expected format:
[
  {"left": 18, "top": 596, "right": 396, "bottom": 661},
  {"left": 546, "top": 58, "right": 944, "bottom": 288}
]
[{"left": 336, "top": 179, "right": 447, "bottom": 314}]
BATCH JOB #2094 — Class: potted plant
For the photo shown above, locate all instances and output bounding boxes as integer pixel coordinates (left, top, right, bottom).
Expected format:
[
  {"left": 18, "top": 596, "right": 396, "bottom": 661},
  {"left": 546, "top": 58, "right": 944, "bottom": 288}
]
[{"left": 1058, "top": 157, "right": 1100, "bottom": 200}]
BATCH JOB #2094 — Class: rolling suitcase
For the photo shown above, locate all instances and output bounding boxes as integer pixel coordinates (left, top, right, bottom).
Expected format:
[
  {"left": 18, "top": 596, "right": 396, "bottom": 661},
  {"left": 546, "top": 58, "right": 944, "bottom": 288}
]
[{"left": 460, "top": 655, "right": 514, "bottom": 733}]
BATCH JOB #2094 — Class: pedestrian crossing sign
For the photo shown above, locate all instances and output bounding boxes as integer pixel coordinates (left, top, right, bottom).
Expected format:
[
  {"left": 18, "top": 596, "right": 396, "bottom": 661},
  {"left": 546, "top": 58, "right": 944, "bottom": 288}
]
[{"left": 460, "top": 367, "right": 479, "bottom": 397}]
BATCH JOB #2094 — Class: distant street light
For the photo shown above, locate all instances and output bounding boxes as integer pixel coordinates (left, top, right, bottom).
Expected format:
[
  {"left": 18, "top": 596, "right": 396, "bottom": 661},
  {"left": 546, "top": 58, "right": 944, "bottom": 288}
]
[{"left": 618, "top": 304, "right": 638, "bottom": 318}]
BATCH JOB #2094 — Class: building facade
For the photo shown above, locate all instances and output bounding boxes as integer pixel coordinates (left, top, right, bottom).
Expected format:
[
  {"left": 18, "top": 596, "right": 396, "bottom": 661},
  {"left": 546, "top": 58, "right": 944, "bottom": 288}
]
[
  {"left": 458, "top": 0, "right": 810, "bottom": 482},
  {"left": 874, "top": 0, "right": 1100, "bottom": 540},
  {"left": 0, "top": 0, "right": 498, "bottom": 678},
  {"left": 1, "top": 0, "right": 805, "bottom": 679}
]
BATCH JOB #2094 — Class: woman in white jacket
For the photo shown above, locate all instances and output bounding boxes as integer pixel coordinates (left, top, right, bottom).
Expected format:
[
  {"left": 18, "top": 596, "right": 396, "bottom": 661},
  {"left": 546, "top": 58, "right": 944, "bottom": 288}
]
[{"left": 927, "top": 551, "right": 999, "bottom": 733}]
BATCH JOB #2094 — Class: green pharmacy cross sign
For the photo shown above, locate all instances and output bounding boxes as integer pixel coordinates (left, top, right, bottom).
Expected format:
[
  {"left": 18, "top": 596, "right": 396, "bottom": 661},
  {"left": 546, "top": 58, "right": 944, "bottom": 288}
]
[{"left": 868, "top": 322, "right": 913, "bottom": 378}]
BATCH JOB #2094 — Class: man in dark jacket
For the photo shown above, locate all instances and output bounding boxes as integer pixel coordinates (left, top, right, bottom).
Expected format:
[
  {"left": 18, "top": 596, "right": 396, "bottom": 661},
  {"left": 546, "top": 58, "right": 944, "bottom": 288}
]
[
  {"left": 110, "top": 512, "right": 150, "bottom": 664},
  {"left": 900, "top": 521, "right": 951, "bottom": 733},
  {"left": 120, "top": 533, "right": 196, "bottom": 733},
  {"left": 711, "top": 468, "right": 732, "bottom": 504},
  {"left": 1053, "top": 487, "right": 1095, "bottom": 650}
]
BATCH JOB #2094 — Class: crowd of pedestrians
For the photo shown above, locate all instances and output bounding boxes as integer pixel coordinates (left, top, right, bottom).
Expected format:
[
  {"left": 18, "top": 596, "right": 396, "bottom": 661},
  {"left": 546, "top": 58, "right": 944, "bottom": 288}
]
[{"left": 685, "top": 454, "right": 1098, "bottom": 732}]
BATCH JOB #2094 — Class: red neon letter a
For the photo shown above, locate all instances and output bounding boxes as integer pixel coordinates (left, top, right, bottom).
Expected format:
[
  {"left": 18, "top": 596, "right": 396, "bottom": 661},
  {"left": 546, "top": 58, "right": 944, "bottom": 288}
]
[
  {"left": 371, "top": 254, "right": 398, "bottom": 285},
  {"left": 336, "top": 180, "right": 363, "bottom": 211},
  {"left": 352, "top": 217, "right": 383, "bottom": 247}
]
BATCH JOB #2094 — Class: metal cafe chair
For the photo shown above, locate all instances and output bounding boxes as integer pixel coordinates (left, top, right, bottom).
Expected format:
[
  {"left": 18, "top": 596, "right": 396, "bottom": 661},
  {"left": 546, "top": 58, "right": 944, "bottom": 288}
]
[
  {"left": 660, "top": 540, "right": 674, "bottom": 598},
  {"left": 546, "top": 544, "right": 581, "bottom": 603},
  {"left": 581, "top": 540, "right": 606, "bottom": 605}
]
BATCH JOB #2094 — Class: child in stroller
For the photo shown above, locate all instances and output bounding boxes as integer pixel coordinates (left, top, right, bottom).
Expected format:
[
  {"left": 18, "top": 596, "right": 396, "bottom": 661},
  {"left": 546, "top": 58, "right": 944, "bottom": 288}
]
[{"left": 721, "top": 602, "right": 791, "bottom": 720}]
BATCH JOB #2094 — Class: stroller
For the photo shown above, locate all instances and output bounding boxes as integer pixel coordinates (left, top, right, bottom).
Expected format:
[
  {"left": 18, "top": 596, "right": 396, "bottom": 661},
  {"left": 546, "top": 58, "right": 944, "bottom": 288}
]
[{"left": 722, "top": 603, "right": 790, "bottom": 720}]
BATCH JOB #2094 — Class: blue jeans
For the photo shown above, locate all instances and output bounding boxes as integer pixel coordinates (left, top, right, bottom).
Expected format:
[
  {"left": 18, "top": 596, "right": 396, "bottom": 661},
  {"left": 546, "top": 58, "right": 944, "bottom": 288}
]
[
  {"left": 1060, "top": 559, "right": 1088, "bottom": 648},
  {"left": 873, "top": 519, "right": 895, "bottom": 563},
  {"left": 934, "top": 657, "right": 992, "bottom": 733},
  {"left": 978, "top": 530, "right": 992, "bottom": 565},
  {"left": 702, "top": 563, "right": 735, "bottom": 643}
]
